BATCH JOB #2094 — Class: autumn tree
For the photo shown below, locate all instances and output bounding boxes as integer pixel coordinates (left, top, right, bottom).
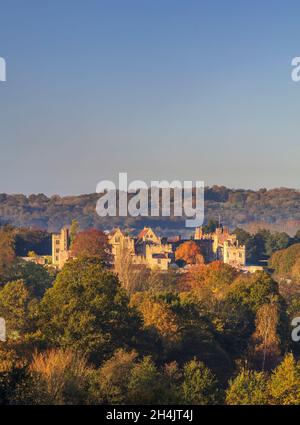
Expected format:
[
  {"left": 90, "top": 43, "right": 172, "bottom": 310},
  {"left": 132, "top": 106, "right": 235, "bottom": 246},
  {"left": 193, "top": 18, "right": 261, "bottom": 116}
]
[
  {"left": 130, "top": 292, "right": 181, "bottom": 353},
  {"left": 182, "top": 261, "right": 238, "bottom": 302},
  {"left": 71, "top": 228, "right": 111, "bottom": 264},
  {"left": 96, "top": 349, "right": 138, "bottom": 404},
  {"left": 29, "top": 349, "right": 92, "bottom": 404},
  {"left": 248, "top": 300, "right": 281, "bottom": 371},
  {"left": 146, "top": 269, "right": 179, "bottom": 293},
  {"left": 0, "top": 344, "right": 31, "bottom": 405},
  {"left": 175, "top": 241, "right": 204, "bottom": 266},
  {"left": 114, "top": 246, "right": 148, "bottom": 294}
]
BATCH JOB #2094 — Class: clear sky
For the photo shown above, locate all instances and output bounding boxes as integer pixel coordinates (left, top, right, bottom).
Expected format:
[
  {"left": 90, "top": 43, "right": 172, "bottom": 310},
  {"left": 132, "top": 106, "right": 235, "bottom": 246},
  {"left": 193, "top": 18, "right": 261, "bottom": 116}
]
[{"left": 0, "top": 0, "right": 300, "bottom": 195}]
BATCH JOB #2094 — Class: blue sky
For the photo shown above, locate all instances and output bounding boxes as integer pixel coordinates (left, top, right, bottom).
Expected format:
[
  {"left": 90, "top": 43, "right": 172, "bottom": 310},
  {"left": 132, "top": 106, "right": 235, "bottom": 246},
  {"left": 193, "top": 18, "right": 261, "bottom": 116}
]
[{"left": 0, "top": 0, "right": 300, "bottom": 195}]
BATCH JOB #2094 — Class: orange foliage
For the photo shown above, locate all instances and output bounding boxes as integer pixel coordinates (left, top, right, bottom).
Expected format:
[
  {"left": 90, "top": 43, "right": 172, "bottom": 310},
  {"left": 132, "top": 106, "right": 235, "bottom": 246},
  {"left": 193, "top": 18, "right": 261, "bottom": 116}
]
[
  {"left": 180, "top": 261, "right": 238, "bottom": 300},
  {"left": 130, "top": 293, "right": 181, "bottom": 347},
  {"left": 175, "top": 241, "right": 204, "bottom": 265}
]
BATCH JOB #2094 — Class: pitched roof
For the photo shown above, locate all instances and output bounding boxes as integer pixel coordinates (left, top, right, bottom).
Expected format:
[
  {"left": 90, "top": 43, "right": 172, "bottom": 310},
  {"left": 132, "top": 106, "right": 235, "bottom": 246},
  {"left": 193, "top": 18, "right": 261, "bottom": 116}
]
[
  {"left": 137, "top": 227, "right": 150, "bottom": 239},
  {"left": 109, "top": 227, "right": 124, "bottom": 237}
]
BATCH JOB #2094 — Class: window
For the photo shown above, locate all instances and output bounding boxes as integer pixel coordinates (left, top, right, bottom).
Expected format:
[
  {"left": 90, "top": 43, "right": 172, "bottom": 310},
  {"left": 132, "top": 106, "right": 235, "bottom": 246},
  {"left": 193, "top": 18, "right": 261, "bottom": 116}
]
[
  {"left": 56, "top": 240, "right": 60, "bottom": 244},
  {"left": 56, "top": 248, "right": 59, "bottom": 253}
]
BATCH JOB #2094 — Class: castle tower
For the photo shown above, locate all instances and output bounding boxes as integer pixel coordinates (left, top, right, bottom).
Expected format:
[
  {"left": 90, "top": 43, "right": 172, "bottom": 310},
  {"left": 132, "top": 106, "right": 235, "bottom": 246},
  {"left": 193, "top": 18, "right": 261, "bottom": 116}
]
[
  {"left": 194, "top": 227, "right": 203, "bottom": 240},
  {"left": 51, "top": 227, "right": 71, "bottom": 268}
]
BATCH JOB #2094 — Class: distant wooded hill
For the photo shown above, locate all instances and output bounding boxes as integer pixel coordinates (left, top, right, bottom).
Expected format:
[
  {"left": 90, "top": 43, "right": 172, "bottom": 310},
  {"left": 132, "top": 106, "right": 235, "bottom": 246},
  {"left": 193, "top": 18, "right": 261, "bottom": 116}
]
[{"left": 1, "top": 186, "right": 300, "bottom": 236}]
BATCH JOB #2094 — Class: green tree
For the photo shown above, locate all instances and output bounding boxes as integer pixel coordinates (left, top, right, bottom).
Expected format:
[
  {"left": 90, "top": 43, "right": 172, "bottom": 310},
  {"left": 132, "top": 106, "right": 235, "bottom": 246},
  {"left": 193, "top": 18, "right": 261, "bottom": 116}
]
[
  {"left": 161, "top": 361, "right": 183, "bottom": 404},
  {"left": 69, "top": 220, "right": 79, "bottom": 245},
  {"left": 0, "top": 280, "right": 32, "bottom": 340},
  {"left": 233, "top": 228, "right": 261, "bottom": 263},
  {"left": 269, "top": 243, "right": 300, "bottom": 281},
  {"left": 294, "top": 228, "right": 300, "bottom": 243},
  {"left": 39, "top": 257, "right": 141, "bottom": 364},
  {"left": 269, "top": 353, "right": 300, "bottom": 405},
  {"left": 265, "top": 232, "right": 291, "bottom": 258},
  {"left": 127, "top": 357, "right": 164, "bottom": 404},
  {"left": 182, "top": 359, "right": 219, "bottom": 405},
  {"left": 8, "top": 260, "right": 53, "bottom": 299},
  {"left": 202, "top": 219, "right": 219, "bottom": 234},
  {"left": 226, "top": 370, "right": 269, "bottom": 405},
  {"left": 233, "top": 228, "right": 251, "bottom": 246},
  {"left": 15, "top": 228, "right": 51, "bottom": 257},
  {"left": 0, "top": 228, "right": 15, "bottom": 281},
  {"left": 228, "top": 271, "right": 279, "bottom": 313}
]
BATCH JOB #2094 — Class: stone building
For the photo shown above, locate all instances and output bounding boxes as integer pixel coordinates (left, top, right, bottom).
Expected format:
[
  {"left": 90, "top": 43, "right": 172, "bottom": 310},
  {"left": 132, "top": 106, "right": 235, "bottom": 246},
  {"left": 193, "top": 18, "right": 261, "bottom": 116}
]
[
  {"left": 194, "top": 225, "right": 246, "bottom": 268},
  {"left": 108, "top": 227, "right": 135, "bottom": 258},
  {"left": 108, "top": 227, "right": 173, "bottom": 271},
  {"left": 52, "top": 226, "right": 72, "bottom": 269},
  {"left": 222, "top": 240, "right": 246, "bottom": 268},
  {"left": 51, "top": 224, "right": 247, "bottom": 272}
]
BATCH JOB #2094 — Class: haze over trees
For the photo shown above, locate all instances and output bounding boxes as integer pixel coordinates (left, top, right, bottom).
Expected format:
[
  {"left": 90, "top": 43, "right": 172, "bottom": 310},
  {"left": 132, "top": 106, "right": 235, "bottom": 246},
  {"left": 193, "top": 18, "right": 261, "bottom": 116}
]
[{"left": 2, "top": 186, "right": 300, "bottom": 235}]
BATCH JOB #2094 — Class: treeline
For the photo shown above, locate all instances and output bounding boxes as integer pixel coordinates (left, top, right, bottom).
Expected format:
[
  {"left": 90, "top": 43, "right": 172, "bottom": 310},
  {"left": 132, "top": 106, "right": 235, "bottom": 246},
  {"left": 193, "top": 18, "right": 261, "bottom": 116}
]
[
  {"left": 4, "top": 220, "right": 300, "bottom": 264},
  {"left": 1, "top": 186, "right": 300, "bottom": 234},
  {"left": 234, "top": 227, "right": 299, "bottom": 264},
  {"left": 0, "top": 227, "right": 300, "bottom": 404},
  {"left": 0, "top": 225, "right": 51, "bottom": 257}
]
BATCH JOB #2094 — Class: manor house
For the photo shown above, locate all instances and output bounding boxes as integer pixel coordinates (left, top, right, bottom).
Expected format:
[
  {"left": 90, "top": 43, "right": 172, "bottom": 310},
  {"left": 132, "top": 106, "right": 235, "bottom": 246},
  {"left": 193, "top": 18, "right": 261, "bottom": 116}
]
[
  {"left": 51, "top": 224, "right": 249, "bottom": 271},
  {"left": 108, "top": 227, "right": 173, "bottom": 271}
]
